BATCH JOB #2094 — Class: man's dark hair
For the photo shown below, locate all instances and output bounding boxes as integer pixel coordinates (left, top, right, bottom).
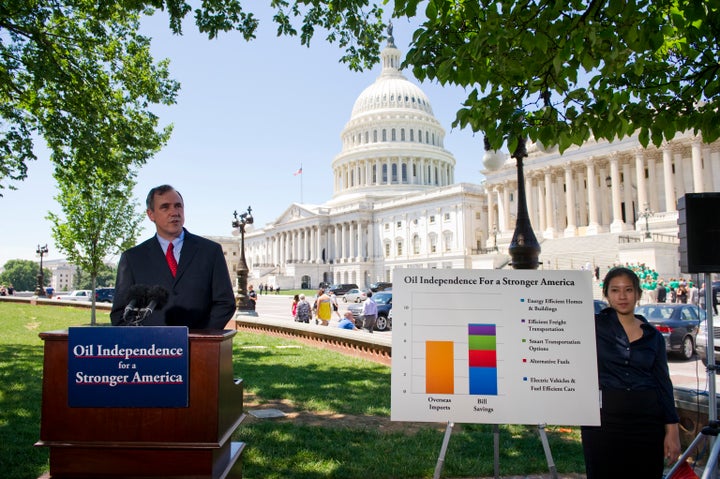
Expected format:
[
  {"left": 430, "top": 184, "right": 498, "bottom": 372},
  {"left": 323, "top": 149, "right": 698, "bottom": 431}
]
[{"left": 146, "top": 185, "right": 183, "bottom": 210}]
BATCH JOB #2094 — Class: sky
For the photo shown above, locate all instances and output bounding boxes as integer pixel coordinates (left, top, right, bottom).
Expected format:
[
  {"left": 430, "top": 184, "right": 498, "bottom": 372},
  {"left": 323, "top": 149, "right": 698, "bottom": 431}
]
[{"left": 0, "top": 9, "right": 487, "bottom": 268}]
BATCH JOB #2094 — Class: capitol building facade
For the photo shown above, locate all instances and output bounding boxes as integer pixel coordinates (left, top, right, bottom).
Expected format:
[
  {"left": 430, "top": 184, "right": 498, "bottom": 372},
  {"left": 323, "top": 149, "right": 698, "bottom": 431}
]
[{"left": 213, "top": 33, "right": 720, "bottom": 291}]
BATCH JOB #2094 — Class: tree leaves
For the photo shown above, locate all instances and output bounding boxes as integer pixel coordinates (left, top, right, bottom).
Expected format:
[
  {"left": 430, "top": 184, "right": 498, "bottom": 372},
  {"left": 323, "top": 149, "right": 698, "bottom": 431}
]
[
  {"left": 0, "top": 0, "right": 387, "bottom": 193},
  {"left": 394, "top": 0, "right": 720, "bottom": 151}
]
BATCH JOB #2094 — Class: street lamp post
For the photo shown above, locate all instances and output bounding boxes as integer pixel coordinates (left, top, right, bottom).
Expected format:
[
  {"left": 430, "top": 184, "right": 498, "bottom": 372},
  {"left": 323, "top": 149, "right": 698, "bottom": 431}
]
[
  {"left": 232, "top": 207, "right": 257, "bottom": 316},
  {"left": 484, "top": 136, "right": 541, "bottom": 270},
  {"left": 492, "top": 226, "right": 498, "bottom": 251},
  {"left": 35, "top": 244, "right": 48, "bottom": 297},
  {"left": 638, "top": 203, "right": 654, "bottom": 239}
]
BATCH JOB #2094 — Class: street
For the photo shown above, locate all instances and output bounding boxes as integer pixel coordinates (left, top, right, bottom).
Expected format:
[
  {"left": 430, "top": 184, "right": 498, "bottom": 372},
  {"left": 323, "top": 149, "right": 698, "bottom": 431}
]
[{"left": 251, "top": 293, "right": 392, "bottom": 338}]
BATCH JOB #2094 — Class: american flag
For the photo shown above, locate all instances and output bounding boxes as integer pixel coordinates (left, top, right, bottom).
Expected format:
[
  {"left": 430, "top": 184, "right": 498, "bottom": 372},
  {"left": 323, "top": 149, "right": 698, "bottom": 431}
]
[{"left": 294, "top": 167, "right": 303, "bottom": 176}]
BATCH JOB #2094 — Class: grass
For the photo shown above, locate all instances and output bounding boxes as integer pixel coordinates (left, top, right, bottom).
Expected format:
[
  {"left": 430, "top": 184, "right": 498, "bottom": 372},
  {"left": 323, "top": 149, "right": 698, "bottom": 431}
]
[{"left": 0, "top": 302, "right": 586, "bottom": 479}]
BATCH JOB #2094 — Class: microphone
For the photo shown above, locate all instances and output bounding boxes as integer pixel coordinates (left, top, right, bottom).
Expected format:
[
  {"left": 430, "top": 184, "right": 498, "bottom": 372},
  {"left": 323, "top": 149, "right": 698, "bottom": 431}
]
[
  {"left": 121, "top": 284, "right": 149, "bottom": 325},
  {"left": 137, "top": 285, "right": 170, "bottom": 324}
]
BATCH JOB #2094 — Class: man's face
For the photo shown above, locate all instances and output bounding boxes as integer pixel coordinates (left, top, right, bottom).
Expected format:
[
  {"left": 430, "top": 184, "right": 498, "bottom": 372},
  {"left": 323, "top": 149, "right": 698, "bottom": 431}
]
[{"left": 147, "top": 189, "right": 185, "bottom": 240}]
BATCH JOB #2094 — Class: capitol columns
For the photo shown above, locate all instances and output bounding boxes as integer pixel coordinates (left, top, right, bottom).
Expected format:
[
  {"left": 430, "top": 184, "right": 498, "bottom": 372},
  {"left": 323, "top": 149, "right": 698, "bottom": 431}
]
[
  {"left": 608, "top": 152, "right": 626, "bottom": 233},
  {"left": 501, "top": 182, "right": 511, "bottom": 233},
  {"left": 691, "top": 136, "right": 705, "bottom": 193},
  {"left": 646, "top": 153, "right": 660, "bottom": 213},
  {"left": 622, "top": 161, "right": 634, "bottom": 226},
  {"left": 525, "top": 172, "right": 537, "bottom": 232},
  {"left": 634, "top": 148, "right": 649, "bottom": 216},
  {"left": 485, "top": 184, "right": 496, "bottom": 248},
  {"left": 495, "top": 186, "right": 505, "bottom": 233},
  {"left": 535, "top": 173, "right": 547, "bottom": 234},
  {"left": 542, "top": 167, "right": 555, "bottom": 238},
  {"left": 662, "top": 144, "right": 677, "bottom": 212},
  {"left": 585, "top": 158, "right": 601, "bottom": 235},
  {"left": 704, "top": 145, "right": 717, "bottom": 191},
  {"left": 673, "top": 150, "right": 686, "bottom": 199},
  {"left": 563, "top": 162, "right": 577, "bottom": 237}
]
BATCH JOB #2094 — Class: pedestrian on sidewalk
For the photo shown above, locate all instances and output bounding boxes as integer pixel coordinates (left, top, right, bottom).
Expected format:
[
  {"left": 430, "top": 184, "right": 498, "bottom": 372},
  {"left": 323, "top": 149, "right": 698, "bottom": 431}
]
[
  {"left": 295, "top": 294, "right": 311, "bottom": 323},
  {"left": 291, "top": 294, "right": 299, "bottom": 318},
  {"left": 328, "top": 291, "right": 342, "bottom": 319},
  {"left": 361, "top": 291, "right": 378, "bottom": 333},
  {"left": 314, "top": 289, "right": 332, "bottom": 326}
]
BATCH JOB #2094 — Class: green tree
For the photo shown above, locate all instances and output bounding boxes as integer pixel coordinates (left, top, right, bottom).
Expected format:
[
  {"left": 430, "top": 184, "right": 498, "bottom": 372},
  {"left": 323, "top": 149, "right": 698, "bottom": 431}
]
[
  {"left": 393, "top": 0, "right": 720, "bottom": 152},
  {"left": 74, "top": 263, "right": 117, "bottom": 290},
  {"left": 0, "top": 259, "right": 51, "bottom": 292},
  {"left": 0, "top": 0, "right": 384, "bottom": 193},
  {"left": 48, "top": 175, "right": 143, "bottom": 325}
]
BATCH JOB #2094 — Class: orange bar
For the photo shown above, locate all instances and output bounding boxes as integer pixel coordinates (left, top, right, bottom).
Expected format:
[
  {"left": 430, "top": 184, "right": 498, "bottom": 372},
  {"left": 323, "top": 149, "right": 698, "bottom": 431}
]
[{"left": 426, "top": 341, "right": 454, "bottom": 394}]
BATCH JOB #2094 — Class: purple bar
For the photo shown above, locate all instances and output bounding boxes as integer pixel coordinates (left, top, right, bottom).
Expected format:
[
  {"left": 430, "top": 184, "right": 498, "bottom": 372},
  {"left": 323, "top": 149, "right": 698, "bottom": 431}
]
[{"left": 468, "top": 324, "right": 495, "bottom": 336}]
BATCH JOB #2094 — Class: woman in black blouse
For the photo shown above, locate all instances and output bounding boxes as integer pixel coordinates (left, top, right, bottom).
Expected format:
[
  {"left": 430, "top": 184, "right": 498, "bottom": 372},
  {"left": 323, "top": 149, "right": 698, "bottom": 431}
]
[{"left": 582, "top": 267, "right": 680, "bottom": 478}]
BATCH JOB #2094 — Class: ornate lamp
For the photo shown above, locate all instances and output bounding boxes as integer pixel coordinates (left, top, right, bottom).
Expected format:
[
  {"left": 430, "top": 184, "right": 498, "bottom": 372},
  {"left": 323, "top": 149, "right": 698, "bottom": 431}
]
[
  {"left": 35, "top": 244, "right": 48, "bottom": 297},
  {"left": 232, "top": 207, "right": 257, "bottom": 316},
  {"left": 484, "top": 136, "right": 541, "bottom": 270},
  {"left": 638, "top": 203, "right": 654, "bottom": 239}
]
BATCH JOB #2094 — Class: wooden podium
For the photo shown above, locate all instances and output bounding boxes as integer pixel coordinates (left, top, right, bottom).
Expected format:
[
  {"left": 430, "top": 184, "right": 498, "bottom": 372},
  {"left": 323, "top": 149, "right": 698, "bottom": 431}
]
[{"left": 35, "top": 329, "right": 246, "bottom": 479}]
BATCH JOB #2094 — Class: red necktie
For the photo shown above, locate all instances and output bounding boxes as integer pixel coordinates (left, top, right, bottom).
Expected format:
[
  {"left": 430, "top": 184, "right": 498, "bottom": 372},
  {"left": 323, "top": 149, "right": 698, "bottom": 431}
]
[{"left": 166, "top": 242, "right": 178, "bottom": 277}]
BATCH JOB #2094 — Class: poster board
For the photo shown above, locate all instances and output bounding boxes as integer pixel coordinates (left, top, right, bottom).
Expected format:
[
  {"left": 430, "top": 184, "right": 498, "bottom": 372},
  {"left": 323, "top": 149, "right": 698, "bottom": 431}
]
[{"left": 391, "top": 268, "right": 601, "bottom": 426}]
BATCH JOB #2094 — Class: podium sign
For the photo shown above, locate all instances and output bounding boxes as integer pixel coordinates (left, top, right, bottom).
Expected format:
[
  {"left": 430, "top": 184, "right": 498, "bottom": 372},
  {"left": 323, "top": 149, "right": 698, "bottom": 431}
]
[{"left": 68, "top": 326, "right": 189, "bottom": 407}]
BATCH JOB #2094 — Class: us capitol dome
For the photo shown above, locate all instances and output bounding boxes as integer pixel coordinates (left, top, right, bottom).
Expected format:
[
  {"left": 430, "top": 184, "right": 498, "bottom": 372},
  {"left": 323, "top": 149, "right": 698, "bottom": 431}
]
[{"left": 329, "top": 25, "right": 456, "bottom": 203}]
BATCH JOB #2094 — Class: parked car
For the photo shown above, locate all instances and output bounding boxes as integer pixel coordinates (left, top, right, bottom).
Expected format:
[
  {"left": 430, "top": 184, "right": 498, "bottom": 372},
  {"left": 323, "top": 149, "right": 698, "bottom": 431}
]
[
  {"left": 635, "top": 303, "right": 705, "bottom": 360},
  {"left": 327, "top": 283, "right": 358, "bottom": 296},
  {"left": 55, "top": 290, "right": 93, "bottom": 301},
  {"left": 369, "top": 281, "right": 392, "bottom": 292},
  {"left": 347, "top": 291, "right": 392, "bottom": 331},
  {"left": 95, "top": 287, "right": 115, "bottom": 303},
  {"left": 696, "top": 282, "right": 720, "bottom": 365},
  {"left": 695, "top": 318, "right": 720, "bottom": 365},
  {"left": 593, "top": 299, "right": 609, "bottom": 314},
  {"left": 343, "top": 289, "right": 367, "bottom": 303}
]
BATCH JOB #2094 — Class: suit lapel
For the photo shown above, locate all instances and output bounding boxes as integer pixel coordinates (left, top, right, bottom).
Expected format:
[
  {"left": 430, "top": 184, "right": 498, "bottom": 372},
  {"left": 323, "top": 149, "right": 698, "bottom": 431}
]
[
  {"left": 146, "top": 238, "right": 176, "bottom": 282},
  {"left": 175, "top": 231, "right": 198, "bottom": 281}
]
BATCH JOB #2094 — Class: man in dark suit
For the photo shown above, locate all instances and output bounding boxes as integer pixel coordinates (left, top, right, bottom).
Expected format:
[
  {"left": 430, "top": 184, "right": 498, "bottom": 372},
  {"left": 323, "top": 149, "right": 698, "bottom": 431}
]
[{"left": 111, "top": 185, "right": 236, "bottom": 329}]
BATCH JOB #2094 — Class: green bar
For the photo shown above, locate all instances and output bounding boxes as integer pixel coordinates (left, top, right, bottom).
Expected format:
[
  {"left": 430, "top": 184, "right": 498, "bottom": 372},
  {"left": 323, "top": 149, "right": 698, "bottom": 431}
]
[{"left": 468, "top": 335, "right": 496, "bottom": 350}]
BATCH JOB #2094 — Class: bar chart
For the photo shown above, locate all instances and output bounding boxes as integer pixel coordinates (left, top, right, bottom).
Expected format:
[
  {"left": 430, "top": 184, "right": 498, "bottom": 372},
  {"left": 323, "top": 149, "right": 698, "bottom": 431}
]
[
  {"left": 391, "top": 268, "right": 601, "bottom": 426},
  {"left": 468, "top": 324, "right": 497, "bottom": 395}
]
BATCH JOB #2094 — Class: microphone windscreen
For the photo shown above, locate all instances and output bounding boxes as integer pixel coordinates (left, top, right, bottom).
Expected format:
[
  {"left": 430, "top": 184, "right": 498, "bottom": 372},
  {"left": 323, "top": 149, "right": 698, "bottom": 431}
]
[
  {"left": 128, "top": 284, "right": 150, "bottom": 307},
  {"left": 147, "top": 285, "right": 170, "bottom": 311}
]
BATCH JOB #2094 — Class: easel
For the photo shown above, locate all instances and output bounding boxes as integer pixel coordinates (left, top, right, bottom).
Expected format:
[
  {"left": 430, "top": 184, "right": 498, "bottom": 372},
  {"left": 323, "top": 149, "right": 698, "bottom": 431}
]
[
  {"left": 433, "top": 422, "right": 558, "bottom": 479},
  {"left": 665, "top": 272, "right": 718, "bottom": 479}
]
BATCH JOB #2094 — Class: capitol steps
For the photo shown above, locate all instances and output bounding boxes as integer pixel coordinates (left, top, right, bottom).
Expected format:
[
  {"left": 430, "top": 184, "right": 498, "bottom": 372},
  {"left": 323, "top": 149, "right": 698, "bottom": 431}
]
[{"left": 535, "top": 233, "right": 622, "bottom": 274}]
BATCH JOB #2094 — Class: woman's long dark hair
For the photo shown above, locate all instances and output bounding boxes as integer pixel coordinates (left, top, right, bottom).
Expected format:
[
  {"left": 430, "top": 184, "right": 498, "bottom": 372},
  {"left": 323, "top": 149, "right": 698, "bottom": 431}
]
[{"left": 602, "top": 267, "right": 641, "bottom": 299}]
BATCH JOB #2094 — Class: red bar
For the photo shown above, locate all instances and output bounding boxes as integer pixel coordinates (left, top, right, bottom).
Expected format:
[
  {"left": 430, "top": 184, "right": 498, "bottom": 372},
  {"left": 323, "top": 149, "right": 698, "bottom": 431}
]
[{"left": 469, "top": 349, "right": 496, "bottom": 368}]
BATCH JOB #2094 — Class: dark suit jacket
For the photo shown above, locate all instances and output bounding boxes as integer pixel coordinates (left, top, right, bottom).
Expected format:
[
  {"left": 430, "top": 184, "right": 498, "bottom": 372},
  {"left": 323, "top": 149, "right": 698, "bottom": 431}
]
[{"left": 111, "top": 229, "right": 236, "bottom": 329}]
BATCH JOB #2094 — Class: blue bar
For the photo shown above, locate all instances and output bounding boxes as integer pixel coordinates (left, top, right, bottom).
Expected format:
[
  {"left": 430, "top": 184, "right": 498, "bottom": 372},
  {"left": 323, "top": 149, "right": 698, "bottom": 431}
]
[{"left": 469, "top": 367, "right": 498, "bottom": 395}]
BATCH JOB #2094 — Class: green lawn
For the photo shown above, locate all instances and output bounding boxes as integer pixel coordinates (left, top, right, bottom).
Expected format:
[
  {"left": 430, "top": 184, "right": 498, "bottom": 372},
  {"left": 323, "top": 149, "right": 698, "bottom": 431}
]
[{"left": 0, "top": 301, "right": 586, "bottom": 479}]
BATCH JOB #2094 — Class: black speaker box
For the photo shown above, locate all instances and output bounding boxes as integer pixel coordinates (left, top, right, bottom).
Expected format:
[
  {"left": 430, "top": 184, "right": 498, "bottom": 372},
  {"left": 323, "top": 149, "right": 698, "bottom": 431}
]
[{"left": 678, "top": 193, "right": 720, "bottom": 273}]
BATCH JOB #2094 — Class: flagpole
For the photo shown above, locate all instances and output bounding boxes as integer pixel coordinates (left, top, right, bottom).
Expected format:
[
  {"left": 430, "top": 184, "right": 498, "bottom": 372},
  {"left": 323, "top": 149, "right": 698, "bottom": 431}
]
[{"left": 300, "top": 164, "right": 303, "bottom": 203}]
